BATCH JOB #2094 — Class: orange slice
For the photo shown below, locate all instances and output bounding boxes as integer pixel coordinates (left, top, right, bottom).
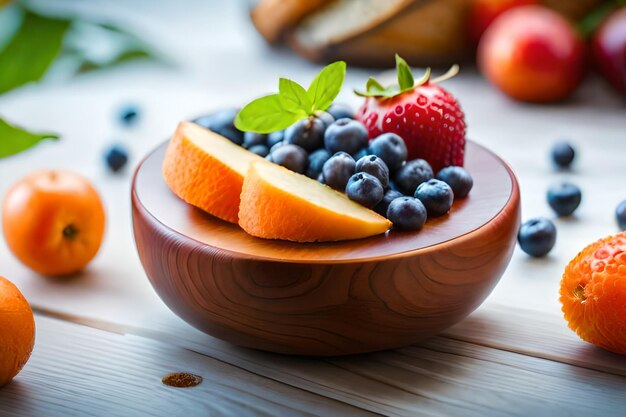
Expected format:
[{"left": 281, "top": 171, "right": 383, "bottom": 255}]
[
  {"left": 162, "top": 122, "right": 266, "bottom": 223},
  {"left": 239, "top": 161, "right": 391, "bottom": 242}
]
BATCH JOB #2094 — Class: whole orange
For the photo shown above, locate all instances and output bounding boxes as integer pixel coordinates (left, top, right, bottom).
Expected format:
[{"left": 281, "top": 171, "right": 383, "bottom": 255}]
[
  {"left": 478, "top": 6, "right": 585, "bottom": 103},
  {"left": 2, "top": 170, "right": 106, "bottom": 277},
  {"left": 560, "top": 232, "right": 626, "bottom": 355},
  {"left": 0, "top": 276, "right": 35, "bottom": 387}
]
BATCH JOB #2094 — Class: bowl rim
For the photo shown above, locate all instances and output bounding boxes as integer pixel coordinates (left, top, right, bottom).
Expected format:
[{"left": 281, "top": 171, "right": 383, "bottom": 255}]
[{"left": 132, "top": 139, "right": 520, "bottom": 265}]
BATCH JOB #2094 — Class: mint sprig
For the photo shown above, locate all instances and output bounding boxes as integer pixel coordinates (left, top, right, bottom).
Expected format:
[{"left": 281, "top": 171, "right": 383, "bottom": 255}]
[{"left": 235, "top": 61, "right": 346, "bottom": 134}]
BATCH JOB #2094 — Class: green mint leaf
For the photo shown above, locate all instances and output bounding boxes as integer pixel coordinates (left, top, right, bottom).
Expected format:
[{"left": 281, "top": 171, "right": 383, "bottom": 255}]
[
  {"left": 0, "top": 118, "right": 59, "bottom": 158},
  {"left": 0, "top": 10, "right": 70, "bottom": 94},
  {"left": 235, "top": 94, "right": 304, "bottom": 134},
  {"left": 307, "top": 61, "right": 346, "bottom": 112},
  {"left": 279, "top": 78, "right": 313, "bottom": 114},
  {"left": 395, "top": 54, "right": 414, "bottom": 92}
]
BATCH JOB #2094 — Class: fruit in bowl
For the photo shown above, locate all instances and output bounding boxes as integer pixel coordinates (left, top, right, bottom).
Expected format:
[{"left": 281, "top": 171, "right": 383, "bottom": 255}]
[{"left": 131, "top": 58, "right": 520, "bottom": 355}]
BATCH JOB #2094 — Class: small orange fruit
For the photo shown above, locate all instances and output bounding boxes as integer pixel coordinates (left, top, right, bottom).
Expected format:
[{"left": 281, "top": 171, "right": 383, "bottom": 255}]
[
  {"left": 238, "top": 161, "right": 391, "bottom": 242},
  {"left": 2, "top": 170, "right": 106, "bottom": 277},
  {"left": 560, "top": 232, "right": 626, "bottom": 355},
  {"left": 0, "top": 276, "right": 35, "bottom": 387},
  {"left": 162, "top": 122, "right": 266, "bottom": 223}
]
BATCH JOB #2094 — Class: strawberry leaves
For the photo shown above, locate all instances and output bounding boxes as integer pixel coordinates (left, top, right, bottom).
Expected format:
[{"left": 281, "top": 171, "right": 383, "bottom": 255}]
[
  {"left": 235, "top": 61, "right": 346, "bottom": 133},
  {"left": 355, "top": 54, "right": 459, "bottom": 99}
]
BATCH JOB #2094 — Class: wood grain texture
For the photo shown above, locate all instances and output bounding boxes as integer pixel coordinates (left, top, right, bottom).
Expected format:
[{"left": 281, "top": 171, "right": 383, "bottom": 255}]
[
  {"left": 0, "top": 316, "right": 374, "bottom": 417},
  {"left": 131, "top": 141, "right": 520, "bottom": 355}
]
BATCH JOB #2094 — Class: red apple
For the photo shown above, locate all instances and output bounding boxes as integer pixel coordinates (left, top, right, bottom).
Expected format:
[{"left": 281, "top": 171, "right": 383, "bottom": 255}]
[
  {"left": 467, "top": 0, "right": 538, "bottom": 44},
  {"left": 592, "top": 7, "right": 626, "bottom": 95},
  {"left": 478, "top": 6, "right": 585, "bottom": 103}
]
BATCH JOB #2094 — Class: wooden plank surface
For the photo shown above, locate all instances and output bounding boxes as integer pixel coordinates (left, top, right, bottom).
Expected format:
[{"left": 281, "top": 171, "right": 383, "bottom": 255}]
[{"left": 0, "top": 316, "right": 375, "bottom": 417}]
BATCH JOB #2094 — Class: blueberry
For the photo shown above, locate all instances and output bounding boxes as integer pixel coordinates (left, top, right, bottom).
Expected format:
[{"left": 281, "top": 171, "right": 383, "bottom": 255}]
[
  {"left": 243, "top": 132, "right": 267, "bottom": 149},
  {"left": 327, "top": 103, "right": 355, "bottom": 120},
  {"left": 369, "top": 133, "right": 407, "bottom": 173},
  {"left": 105, "top": 145, "right": 129, "bottom": 172},
  {"left": 353, "top": 148, "right": 369, "bottom": 161},
  {"left": 547, "top": 182, "right": 581, "bottom": 216},
  {"left": 269, "top": 144, "right": 308, "bottom": 174},
  {"left": 193, "top": 109, "right": 243, "bottom": 145},
  {"left": 306, "top": 148, "right": 332, "bottom": 179},
  {"left": 119, "top": 105, "right": 139, "bottom": 126},
  {"left": 414, "top": 179, "right": 453, "bottom": 217},
  {"left": 267, "top": 130, "right": 284, "bottom": 148},
  {"left": 374, "top": 189, "right": 404, "bottom": 217},
  {"left": 314, "top": 110, "right": 335, "bottom": 128},
  {"left": 436, "top": 166, "right": 473, "bottom": 198},
  {"left": 269, "top": 141, "right": 285, "bottom": 154},
  {"left": 284, "top": 117, "right": 325, "bottom": 151},
  {"left": 355, "top": 155, "right": 389, "bottom": 188},
  {"left": 322, "top": 151, "right": 355, "bottom": 190},
  {"left": 317, "top": 173, "right": 325, "bottom": 184},
  {"left": 616, "top": 200, "right": 626, "bottom": 231},
  {"left": 248, "top": 144, "right": 269, "bottom": 157},
  {"left": 387, "top": 197, "right": 427, "bottom": 230},
  {"left": 387, "top": 180, "right": 400, "bottom": 192},
  {"left": 395, "top": 159, "right": 433, "bottom": 195},
  {"left": 551, "top": 141, "right": 575, "bottom": 168},
  {"left": 345, "top": 172, "right": 384, "bottom": 208},
  {"left": 324, "top": 118, "right": 369, "bottom": 156},
  {"left": 518, "top": 217, "right": 556, "bottom": 257}
]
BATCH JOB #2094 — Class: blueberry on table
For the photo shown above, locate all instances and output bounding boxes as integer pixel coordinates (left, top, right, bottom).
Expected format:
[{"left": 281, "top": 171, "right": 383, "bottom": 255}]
[
  {"left": 387, "top": 197, "right": 427, "bottom": 231},
  {"left": 284, "top": 117, "right": 325, "bottom": 151},
  {"left": 313, "top": 110, "right": 335, "bottom": 128},
  {"left": 327, "top": 103, "right": 355, "bottom": 120},
  {"left": 547, "top": 182, "right": 581, "bottom": 216},
  {"left": 368, "top": 133, "right": 408, "bottom": 173},
  {"left": 395, "top": 159, "right": 433, "bottom": 196},
  {"left": 118, "top": 105, "right": 139, "bottom": 126},
  {"left": 105, "top": 145, "right": 129, "bottom": 172},
  {"left": 436, "top": 166, "right": 473, "bottom": 198},
  {"left": 248, "top": 144, "right": 269, "bottom": 157},
  {"left": 267, "top": 130, "right": 285, "bottom": 148},
  {"left": 193, "top": 109, "right": 243, "bottom": 145},
  {"left": 268, "top": 144, "right": 308, "bottom": 174},
  {"left": 306, "top": 148, "right": 332, "bottom": 179},
  {"left": 243, "top": 132, "right": 267, "bottom": 149},
  {"left": 551, "top": 141, "right": 575, "bottom": 168},
  {"left": 345, "top": 172, "right": 384, "bottom": 208},
  {"left": 322, "top": 151, "right": 355, "bottom": 190},
  {"left": 414, "top": 179, "right": 453, "bottom": 217},
  {"left": 374, "top": 189, "right": 403, "bottom": 217},
  {"left": 324, "top": 118, "right": 369, "bottom": 156},
  {"left": 356, "top": 155, "right": 389, "bottom": 188},
  {"left": 518, "top": 217, "right": 557, "bottom": 257},
  {"left": 616, "top": 200, "right": 626, "bottom": 231}
]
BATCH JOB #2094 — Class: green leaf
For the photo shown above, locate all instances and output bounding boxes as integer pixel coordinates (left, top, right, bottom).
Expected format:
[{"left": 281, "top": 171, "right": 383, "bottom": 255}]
[
  {"left": 0, "top": 10, "right": 70, "bottom": 94},
  {"left": 279, "top": 78, "right": 313, "bottom": 114},
  {"left": 0, "top": 118, "right": 59, "bottom": 158},
  {"left": 354, "top": 77, "right": 400, "bottom": 98},
  {"left": 307, "top": 61, "right": 346, "bottom": 112},
  {"left": 235, "top": 94, "right": 304, "bottom": 134},
  {"left": 395, "top": 54, "right": 414, "bottom": 92}
]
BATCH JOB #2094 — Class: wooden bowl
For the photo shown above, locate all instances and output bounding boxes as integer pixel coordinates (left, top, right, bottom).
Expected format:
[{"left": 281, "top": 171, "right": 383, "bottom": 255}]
[{"left": 132, "top": 140, "right": 520, "bottom": 356}]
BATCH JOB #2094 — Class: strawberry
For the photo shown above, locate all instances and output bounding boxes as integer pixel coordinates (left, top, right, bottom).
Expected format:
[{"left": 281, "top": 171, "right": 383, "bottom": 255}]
[{"left": 355, "top": 55, "right": 466, "bottom": 173}]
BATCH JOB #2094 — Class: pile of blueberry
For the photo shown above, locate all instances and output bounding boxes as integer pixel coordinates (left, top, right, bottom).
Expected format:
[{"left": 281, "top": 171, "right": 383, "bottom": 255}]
[{"left": 194, "top": 104, "right": 473, "bottom": 231}]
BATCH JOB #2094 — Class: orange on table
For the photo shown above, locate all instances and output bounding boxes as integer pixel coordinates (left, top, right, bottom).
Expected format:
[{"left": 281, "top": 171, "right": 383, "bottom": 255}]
[
  {"left": 0, "top": 276, "right": 35, "bottom": 387},
  {"left": 2, "top": 170, "right": 106, "bottom": 277},
  {"left": 560, "top": 232, "right": 626, "bottom": 355},
  {"left": 238, "top": 161, "right": 391, "bottom": 242},
  {"left": 162, "top": 122, "right": 267, "bottom": 223}
]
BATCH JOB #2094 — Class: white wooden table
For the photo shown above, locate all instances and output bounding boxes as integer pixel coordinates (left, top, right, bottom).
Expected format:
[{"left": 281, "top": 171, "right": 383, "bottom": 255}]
[{"left": 1, "top": 1, "right": 625, "bottom": 416}]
